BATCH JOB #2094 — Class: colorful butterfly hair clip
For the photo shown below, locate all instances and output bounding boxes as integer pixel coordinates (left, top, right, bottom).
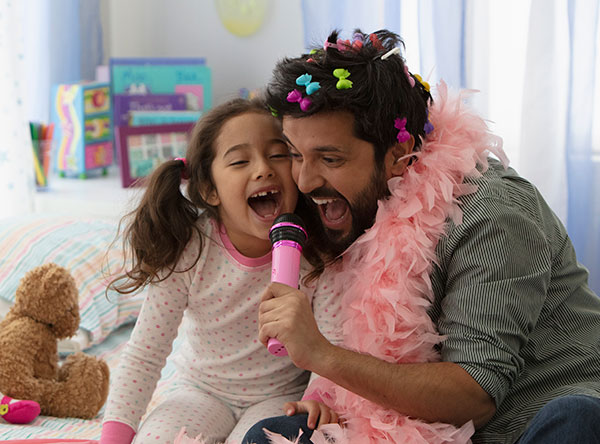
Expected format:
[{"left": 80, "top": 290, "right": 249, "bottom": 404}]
[
  {"left": 287, "top": 89, "right": 312, "bottom": 112},
  {"left": 404, "top": 65, "right": 416, "bottom": 88},
  {"left": 413, "top": 73, "right": 431, "bottom": 92},
  {"left": 369, "top": 33, "right": 385, "bottom": 51},
  {"left": 394, "top": 118, "right": 411, "bottom": 143},
  {"left": 296, "top": 74, "right": 321, "bottom": 95},
  {"left": 424, "top": 110, "right": 434, "bottom": 134},
  {"left": 351, "top": 32, "right": 364, "bottom": 51},
  {"left": 324, "top": 39, "right": 351, "bottom": 52},
  {"left": 333, "top": 69, "right": 353, "bottom": 90}
]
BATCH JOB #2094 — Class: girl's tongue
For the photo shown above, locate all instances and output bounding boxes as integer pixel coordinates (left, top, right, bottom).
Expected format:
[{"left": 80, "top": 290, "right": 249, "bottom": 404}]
[{"left": 248, "top": 194, "right": 279, "bottom": 218}]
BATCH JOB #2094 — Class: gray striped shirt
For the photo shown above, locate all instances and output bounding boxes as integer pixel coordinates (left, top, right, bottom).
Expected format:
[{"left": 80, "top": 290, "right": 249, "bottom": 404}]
[{"left": 429, "top": 159, "right": 600, "bottom": 444}]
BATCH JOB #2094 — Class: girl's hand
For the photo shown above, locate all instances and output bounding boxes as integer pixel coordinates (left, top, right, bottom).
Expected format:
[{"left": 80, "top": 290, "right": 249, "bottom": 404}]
[{"left": 283, "top": 400, "right": 340, "bottom": 429}]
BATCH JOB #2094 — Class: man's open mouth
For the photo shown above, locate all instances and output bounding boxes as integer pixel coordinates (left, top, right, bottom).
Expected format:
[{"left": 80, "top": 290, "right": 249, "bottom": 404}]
[
  {"left": 311, "top": 197, "right": 350, "bottom": 228},
  {"left": 248, "top": 189, "right": 282, "bottom": 220}
]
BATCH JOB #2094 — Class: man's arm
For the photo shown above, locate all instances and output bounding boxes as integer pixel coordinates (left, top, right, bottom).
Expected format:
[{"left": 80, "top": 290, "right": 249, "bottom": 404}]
[{"left": 258, "top": 283, "right": 496, "bottom": 429}]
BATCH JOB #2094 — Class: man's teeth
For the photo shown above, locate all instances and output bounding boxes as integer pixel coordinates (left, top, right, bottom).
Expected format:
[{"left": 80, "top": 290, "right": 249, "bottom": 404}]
[
  {"left": 250, "top": 190, "right": 279, "bottom": 198},
  {"left": 311, "top": 197, "right": 336, "bottom": 205}
]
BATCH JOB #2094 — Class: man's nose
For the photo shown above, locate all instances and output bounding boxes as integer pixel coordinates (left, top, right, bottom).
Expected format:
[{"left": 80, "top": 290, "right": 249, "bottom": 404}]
[{"left": 294, "top": 162, "right": 323, "bottom": 193}]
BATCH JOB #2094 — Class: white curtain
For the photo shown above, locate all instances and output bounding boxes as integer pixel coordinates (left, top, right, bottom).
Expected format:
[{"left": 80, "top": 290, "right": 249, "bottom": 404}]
[
  {"left": 0, "top": 0, "right": 34, "bottom": 217},
  {"left": 0, "top": 0, "right": 103, "bottom": 219},
  {"left": 301, "top": 0, "right": 600, "bottom": 294}
]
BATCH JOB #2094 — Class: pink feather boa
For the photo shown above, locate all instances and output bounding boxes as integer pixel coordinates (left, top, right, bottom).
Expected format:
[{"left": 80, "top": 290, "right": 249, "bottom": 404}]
[{"left": 290, "top": 82, "right": 507, "bottom": 444}]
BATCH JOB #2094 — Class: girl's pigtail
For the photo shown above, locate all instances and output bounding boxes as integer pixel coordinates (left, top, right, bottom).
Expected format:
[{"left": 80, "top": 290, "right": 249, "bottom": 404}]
[{"left": 109, "top": 160, "right": 201, "bottom": 294}]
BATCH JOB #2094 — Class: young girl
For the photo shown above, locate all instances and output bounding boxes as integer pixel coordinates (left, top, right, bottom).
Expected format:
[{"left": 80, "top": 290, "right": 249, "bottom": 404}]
[{"left": 99, "top": 98, "right": 327, "bottom": 444}]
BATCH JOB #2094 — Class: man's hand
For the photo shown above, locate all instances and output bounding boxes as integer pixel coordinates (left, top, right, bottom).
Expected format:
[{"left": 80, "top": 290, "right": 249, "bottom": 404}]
[
  {"left": 258, "top": 282, "right": 331, "bottom": 370},
  {"left": 283, "top": 400, "right": 341, "bottom": 430}
]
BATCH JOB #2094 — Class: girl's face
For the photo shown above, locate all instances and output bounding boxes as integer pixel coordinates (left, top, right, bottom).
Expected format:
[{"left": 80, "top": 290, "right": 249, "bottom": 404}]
[{"left": 207, "top": 112, "right": 298, "bottom": 257}]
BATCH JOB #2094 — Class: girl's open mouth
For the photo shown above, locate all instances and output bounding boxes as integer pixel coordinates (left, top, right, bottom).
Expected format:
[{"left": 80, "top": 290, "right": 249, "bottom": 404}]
[{"left": 248, "top": 189, "right": 282, "bottom": 221}]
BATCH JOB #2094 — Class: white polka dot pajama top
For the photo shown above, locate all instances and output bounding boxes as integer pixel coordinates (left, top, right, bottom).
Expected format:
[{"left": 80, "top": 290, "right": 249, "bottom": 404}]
[{"left": 102, "top": 216, "right": 341, "bottom": 444}]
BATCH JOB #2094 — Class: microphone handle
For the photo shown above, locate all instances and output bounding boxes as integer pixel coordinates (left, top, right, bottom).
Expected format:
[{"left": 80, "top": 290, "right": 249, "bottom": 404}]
[{"left": 267, "top": 241, "right": 302, "bottom": 356}]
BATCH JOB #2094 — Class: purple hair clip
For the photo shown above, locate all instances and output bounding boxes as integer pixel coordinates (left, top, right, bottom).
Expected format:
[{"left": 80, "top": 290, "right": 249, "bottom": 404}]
[
  {"left": 287, "top": 89, "right": 312, "bottom": 112},
  {"left": 424, "top": 110, "right": 434, "bottom": 135},
  {"left": 351, "top": 32, "right": 364, "bottom": 51},
  {"left": 394, "top": 118, "right": 411, "bottom": 143}
]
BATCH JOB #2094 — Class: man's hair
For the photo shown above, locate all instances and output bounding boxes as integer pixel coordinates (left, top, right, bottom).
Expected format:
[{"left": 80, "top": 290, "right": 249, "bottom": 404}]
[{"left": 265, "top": 28, "right": 433, "bottom": 164}]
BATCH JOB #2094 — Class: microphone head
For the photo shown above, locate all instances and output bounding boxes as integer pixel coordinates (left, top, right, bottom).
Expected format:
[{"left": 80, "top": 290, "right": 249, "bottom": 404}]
[{"left": 269, "top": 213, "right": 307, "bottom": 248}]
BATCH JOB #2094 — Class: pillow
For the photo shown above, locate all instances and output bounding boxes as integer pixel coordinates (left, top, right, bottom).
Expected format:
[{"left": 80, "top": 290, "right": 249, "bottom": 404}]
[{"left": 0, "top": 215, "right": 145, "bottom": 346}]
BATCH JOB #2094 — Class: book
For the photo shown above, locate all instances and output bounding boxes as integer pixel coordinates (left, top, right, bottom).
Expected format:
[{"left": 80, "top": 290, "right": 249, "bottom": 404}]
[
  {"left": 129, "top": 110, "right": 202, "bottom": 126},
  {"left": 112, "top": 94, "right": 187, "bottom": 127},
  {"left": 109, "top": 58, "right": 211, "bottom": 110}
]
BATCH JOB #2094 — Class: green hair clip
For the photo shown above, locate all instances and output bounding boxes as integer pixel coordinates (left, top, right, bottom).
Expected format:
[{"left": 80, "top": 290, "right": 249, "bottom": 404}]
[{"left": 333, "top": 68, "right": 352, "bottom": 90}]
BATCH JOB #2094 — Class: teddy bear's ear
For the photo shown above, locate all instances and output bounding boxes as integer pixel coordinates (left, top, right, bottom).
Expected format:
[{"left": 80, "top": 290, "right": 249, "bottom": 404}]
[{"left": 14, "top": 263, "right": 80, "bottom": 339}]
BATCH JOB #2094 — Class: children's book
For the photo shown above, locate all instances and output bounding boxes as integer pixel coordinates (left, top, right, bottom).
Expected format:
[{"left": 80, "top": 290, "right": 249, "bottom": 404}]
[
  {"left": 109, "top": 58, "right": 211, "bottom": 111},
  {"left": 112, "top": 94, "right": 187, "bottom": 127},
  {"left": 129, "top": 110, "right": 202, "bottom": 126}
]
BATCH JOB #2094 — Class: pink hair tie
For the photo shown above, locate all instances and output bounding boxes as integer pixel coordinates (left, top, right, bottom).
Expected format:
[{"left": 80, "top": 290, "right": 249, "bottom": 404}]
[{"left": 174, "top": 157, "right": 189, "bottom": 180}]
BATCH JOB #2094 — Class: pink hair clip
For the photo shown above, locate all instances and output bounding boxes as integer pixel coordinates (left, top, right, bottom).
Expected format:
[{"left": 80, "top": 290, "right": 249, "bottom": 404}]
[
  {"left": 287, "top": 89, "right": 312, "bottom": 112},
  {"left": 323, "top": 39, "right": 351, "bottom": 52},
  {"left": 394, "top": 118, "right": 411, "bottom": 143},
  {"left": 404, "top": 65, "right": 416, "bottom": 87}
]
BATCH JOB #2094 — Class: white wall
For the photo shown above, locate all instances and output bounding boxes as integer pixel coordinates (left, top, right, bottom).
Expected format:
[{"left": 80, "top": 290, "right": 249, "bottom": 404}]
[{"left": 100, "top": 0, "right": 305, "bottom": 105}]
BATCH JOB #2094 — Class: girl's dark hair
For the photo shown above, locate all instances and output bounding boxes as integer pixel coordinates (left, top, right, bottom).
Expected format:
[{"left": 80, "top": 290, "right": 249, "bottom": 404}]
[
  {"left": 109, "top": 98, "right": 271, "bottom": 294},
  {"left": 266, "top": 28, "right": 432, "bottom": 165}
]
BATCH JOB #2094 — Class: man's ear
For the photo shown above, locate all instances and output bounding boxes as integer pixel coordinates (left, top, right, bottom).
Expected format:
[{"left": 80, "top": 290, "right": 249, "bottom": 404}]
[{"left": 385, "top": 136, "right": 415, "bottom": 178}]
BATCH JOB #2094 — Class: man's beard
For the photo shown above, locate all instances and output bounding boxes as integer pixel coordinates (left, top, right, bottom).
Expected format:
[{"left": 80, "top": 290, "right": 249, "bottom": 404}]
[{"left": 303, "top": 164, "right": 389, "bottom": 259}]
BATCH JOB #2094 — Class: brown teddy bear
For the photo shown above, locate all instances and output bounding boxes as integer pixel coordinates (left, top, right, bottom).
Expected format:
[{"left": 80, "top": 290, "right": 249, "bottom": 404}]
[{"left": 0, "top": 263, "right": 110, "bottom": 419}]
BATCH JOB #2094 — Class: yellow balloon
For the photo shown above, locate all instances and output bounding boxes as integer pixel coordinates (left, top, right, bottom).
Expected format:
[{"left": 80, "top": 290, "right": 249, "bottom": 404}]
[{"left": 215, "top": 0, "right": 268, "bottom": 37}]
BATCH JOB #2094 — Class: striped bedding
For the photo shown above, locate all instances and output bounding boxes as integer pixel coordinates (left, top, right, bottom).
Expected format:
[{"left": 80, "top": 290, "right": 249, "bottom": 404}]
[{"left": 0, "top": 215, "right": 145, "bottom": 345}]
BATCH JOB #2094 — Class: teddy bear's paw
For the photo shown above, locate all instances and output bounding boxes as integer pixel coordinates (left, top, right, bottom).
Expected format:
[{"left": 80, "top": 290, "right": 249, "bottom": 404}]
[{"left": 55, "top": 353, "right": 110, "bottom": 419}]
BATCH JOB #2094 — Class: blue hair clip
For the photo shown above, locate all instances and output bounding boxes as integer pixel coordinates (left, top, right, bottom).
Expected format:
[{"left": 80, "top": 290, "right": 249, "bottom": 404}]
[{"left": 296, "top": 73, "right": 321, "bottom": 95}]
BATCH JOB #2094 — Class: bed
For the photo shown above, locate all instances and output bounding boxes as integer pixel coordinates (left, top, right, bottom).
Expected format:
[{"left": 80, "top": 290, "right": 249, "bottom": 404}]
[{"left": 0, "top": 215, "right": 181, "bottom": 441}]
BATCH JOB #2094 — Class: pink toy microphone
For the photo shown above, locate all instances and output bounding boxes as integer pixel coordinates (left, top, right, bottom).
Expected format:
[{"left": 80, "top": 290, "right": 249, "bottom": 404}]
[{"left": 267, "top": 213, "right": 308, "bottom": 356}]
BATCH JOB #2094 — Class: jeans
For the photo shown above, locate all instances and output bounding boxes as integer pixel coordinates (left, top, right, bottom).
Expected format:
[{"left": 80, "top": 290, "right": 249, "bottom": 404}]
[
  {"left": 243, "top": 414, "right": 313, "bottom": 444},
  {"left": 516, "top": 394, "right": 600, "bottom": 444},
  {"left": 243, "top": 395, "right": 600, "bottom": 444}
]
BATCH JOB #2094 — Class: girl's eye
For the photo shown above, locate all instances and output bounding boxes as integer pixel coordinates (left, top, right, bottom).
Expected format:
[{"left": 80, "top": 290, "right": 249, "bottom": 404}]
[
  {"left": 290, "top": 152, "right": 302, "bottom": 160},
  {"left": 270, "top": 153, "right": 290, "bottom": 159},
  {"left": 229, "top": 160, "right": 248, "bottom": 166}
]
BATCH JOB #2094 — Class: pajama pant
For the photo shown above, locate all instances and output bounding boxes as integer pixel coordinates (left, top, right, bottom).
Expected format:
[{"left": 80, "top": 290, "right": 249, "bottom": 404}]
[{"left": 133, "top": 386, "right": 304, "bottom": 444}]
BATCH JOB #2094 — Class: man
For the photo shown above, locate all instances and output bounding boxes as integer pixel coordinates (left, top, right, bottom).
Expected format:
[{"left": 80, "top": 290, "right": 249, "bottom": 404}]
[{"left": 245, "top": 29, "right": 600, "bottom": 444}]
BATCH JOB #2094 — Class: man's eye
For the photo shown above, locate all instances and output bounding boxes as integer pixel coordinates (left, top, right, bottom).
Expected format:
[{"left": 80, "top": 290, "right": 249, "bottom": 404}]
[{"left": 323, "top": 157, "right": 341, "bottom": 164}]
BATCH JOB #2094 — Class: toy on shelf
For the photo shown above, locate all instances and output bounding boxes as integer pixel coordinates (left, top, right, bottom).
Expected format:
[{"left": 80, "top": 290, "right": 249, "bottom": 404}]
[{"left": 50, "top": 82, "right": 113, "bottom": 179}]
